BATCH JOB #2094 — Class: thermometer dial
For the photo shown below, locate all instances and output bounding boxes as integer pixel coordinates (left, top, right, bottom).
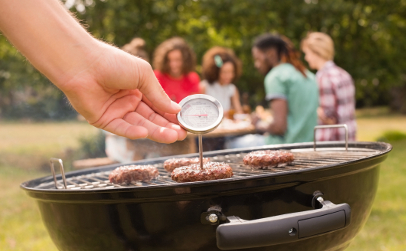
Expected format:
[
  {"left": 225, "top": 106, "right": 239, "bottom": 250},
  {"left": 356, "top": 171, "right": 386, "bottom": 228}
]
[{"left": 177, "top": 94, "right": 223, "bottom": 134}]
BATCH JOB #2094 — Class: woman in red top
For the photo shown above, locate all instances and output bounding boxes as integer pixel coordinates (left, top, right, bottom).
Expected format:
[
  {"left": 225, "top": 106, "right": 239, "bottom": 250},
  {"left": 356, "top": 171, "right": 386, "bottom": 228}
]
[{"left": 153, "top": 37, "right": 200, "bottom": 103}]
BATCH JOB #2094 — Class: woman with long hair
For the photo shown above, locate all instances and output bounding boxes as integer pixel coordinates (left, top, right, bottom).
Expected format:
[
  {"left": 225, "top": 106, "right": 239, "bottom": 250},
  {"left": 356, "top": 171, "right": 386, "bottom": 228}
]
[
  {"left": 153, "top": 37, "right": 200, "bottom": 103},
  {"left": 251, "top": 33, "right": 319, "bottom": 144}
]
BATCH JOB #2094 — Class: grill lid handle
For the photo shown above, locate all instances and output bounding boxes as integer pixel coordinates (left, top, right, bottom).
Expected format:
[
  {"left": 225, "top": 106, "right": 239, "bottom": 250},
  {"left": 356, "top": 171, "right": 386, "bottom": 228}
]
[
  {"left": 216, "top": 196, "right": 351, "bottom": 250},
  {"left": 49, "top": 158, "right": 67, "bottom": 189},
  {"left": 314, "top": 124, "right": 348, "bottom": 151}
]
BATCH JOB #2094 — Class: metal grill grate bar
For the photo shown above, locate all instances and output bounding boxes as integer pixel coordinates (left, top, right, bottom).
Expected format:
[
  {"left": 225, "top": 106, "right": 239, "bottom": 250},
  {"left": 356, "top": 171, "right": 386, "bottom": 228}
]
[{"left": 38, "top": 149, "right": 380, "bottom": 190}]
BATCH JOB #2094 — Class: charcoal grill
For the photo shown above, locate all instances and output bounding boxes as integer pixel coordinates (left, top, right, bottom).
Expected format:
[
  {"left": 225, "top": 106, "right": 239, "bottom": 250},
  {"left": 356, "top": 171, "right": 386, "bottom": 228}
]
[{"left": 21, "top": 139, "right": 391, "bottom": 251}]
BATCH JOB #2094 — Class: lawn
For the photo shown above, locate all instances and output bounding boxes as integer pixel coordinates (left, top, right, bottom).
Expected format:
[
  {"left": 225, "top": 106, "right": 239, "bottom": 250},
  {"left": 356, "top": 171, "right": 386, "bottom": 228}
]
[
  {"left": 0, "top": 121, "right": 97, "bottom": 251},
  {"left": 0, "top": 121, "right": 99, "bottom": 170},
  {"left": 0, "top": 109, "right": 405, "bottom": 251},
  {"left": 0, "top": 167, "right": 56, "bottom": 250},
  {"left": 356, "top": 107, "right": 406, "bottom": 142}
]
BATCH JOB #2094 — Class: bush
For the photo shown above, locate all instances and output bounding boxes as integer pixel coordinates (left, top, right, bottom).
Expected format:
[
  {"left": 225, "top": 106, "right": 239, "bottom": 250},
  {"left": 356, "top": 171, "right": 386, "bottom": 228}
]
[
  {"left": 76, "top": 130, "right": 107, "bottom": 159},
  {"left": 376, "top": 130, "right": 406, "bottom": 142}
]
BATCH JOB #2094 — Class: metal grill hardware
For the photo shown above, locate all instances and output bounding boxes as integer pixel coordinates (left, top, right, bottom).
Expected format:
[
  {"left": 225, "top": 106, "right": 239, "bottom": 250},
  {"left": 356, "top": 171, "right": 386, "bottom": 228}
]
[
  {"left": 44, "top": 148, "right": 379, "bottom": 191},
  {"left": 314, "top": 124, "right": 348, "bottom": 151}
]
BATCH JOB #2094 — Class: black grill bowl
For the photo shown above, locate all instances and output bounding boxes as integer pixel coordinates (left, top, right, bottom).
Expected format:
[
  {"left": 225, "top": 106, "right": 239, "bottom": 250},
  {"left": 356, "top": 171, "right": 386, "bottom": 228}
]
[{"left": 21, "top": 142, "right": 391, "bottom": 251}]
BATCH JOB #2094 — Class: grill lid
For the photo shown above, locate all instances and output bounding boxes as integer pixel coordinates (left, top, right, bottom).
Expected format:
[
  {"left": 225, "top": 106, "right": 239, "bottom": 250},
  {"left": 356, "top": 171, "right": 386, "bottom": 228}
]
[{"left": 21, "top": 141, "right": 391, "bottom": 192}]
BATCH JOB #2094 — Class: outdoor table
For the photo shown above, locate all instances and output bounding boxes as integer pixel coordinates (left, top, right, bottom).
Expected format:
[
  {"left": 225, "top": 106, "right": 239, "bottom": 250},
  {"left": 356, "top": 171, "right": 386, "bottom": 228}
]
[{"left": 126, "top": 122, "right": 256, "bottom": 160}]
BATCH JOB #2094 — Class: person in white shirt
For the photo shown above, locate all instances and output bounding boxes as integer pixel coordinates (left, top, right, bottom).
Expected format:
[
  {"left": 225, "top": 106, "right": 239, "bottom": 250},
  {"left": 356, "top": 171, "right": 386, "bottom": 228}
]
[
  {"left": 199, "top": 46, "right": 243, "bottom": 117},
  {"left": 199, "top": 46, "right": 264, "bottom": 149}
]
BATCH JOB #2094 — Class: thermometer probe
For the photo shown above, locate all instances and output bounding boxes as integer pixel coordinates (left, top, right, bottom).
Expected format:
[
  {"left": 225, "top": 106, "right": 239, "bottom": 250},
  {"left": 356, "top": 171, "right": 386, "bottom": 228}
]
[{"left": 177, "top": 94, "right": 224, "bottom": 169}]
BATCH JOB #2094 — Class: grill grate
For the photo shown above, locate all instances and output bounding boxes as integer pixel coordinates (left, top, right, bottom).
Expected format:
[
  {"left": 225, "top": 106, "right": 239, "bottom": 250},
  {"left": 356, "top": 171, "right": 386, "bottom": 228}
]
[{"left": 36, "top": 148, "right": 380, "bottom": 190}]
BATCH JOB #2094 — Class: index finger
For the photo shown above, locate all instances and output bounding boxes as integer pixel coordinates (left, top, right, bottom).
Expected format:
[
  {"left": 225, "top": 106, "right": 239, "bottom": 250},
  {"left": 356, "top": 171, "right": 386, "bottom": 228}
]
[
  {"left": 142, "top": 95, "right": 180, "bottom": 125},
  {"left": 136, "top": 60, "right": 181, "bottom": 115}
]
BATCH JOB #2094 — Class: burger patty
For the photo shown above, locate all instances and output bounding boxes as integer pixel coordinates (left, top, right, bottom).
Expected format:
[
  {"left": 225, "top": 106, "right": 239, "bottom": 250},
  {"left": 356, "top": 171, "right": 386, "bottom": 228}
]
[
  {"left": 243, "top": 150, "right": 294, "bottom": 169},
  {"left": 163, "top": 157, "right": 210, "bottom": 172},
  {"left": 171, "top": 162, "right": 233, "bottom": 183},
  {"left": 109, "top": 165, "right": 159, "bottom": 185}
]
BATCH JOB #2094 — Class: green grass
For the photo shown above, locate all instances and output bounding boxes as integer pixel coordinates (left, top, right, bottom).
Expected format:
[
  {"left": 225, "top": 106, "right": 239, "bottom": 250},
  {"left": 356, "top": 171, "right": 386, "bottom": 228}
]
[
  {"left": 0, "top": 121, "right": 98, "bottom": 170},
  {"left": 0, "top": 121, "right": 97, "bottom": 251},
  {"left": 0, "top": 109, "right": 405, "bottom": 250},
  {"left": 0, "top": 121, "right": 97, "bottom": 155},
  {"left": 356, "top": 107, "right": 406, "bottom": 141},
  {"left": 0, "top": 167, "right": 57, "bottom": 251}
]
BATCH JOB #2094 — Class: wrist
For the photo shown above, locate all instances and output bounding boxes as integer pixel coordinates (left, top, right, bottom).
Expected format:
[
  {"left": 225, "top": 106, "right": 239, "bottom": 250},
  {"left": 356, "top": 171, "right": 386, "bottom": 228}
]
[
  {"left": 53, "top": 39, "right": 106, "bottom": 92},
  {"left": 52, "top": 38, "right": 104, "bottom": 89}
]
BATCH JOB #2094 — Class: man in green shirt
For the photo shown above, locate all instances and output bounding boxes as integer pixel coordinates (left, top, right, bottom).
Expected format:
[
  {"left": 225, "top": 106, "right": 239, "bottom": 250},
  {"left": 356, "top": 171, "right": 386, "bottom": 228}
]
[{"left": 252, "top": 34, "right": 319, "bottom": 144}]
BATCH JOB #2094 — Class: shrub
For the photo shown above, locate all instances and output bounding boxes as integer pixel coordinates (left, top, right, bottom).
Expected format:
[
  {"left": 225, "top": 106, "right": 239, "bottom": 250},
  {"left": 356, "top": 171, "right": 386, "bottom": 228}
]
[
  {"left": 76, "top": 130, "right": 107, "bottom": 159},
  {"left": 376, "top": 130, "right": 406, "bottom": 142}
]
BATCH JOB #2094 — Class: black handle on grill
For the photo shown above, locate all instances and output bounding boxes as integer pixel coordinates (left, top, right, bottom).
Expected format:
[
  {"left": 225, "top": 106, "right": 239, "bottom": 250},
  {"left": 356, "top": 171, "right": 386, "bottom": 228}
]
[{"left": 216, "top": 198, "right": 351, "bottom": 250}]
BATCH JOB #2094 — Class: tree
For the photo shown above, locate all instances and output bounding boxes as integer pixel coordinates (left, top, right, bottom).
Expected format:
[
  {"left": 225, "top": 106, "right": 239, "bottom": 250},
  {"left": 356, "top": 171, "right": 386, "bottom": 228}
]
[
  {"left": 1, "top": 0, "right": 406, "bottom": 120},
  {"left": 69, "top": 0, "right": 406, "bottom": 108}
]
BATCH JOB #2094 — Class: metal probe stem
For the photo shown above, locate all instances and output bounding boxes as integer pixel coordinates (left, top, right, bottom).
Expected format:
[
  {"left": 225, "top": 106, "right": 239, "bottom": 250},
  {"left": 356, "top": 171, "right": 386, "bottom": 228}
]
[{"left": 198, "top": 134, "right": 203, "bottom": 170}]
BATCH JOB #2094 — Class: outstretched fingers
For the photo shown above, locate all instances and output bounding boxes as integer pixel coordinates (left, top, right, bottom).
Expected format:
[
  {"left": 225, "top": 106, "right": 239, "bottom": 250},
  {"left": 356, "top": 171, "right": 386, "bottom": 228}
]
[
  {"left": 103, "top": 118, "right": 148, "bottom": 140},
  {"left": 135, "top": 101, "right": 187, "bottom": 141},
  {"left": 136, "top": 61, "right": 181, "bottom": 115},
  {"left": 123, "top": 112, "right": 181, "bottom": 143},
  {"left": 142, "top": 95, "right": 180, "bottom": 125}
]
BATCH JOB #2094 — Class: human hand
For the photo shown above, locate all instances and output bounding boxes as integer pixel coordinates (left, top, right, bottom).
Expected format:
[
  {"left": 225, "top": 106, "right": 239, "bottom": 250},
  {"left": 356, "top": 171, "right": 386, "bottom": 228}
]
[
  {"left": 317, "top": 107, "right": 337, "bottom": 125},
  {"left": 60, "top": 42, "right": 187, "bottom": 143},
  {"left": 251, "top": 113, "right": 260, "bottom": 127},
  {"left": 0, "top": 0, "right": 186, "bottom": 143},
  {"left": 251, "top": 113, "right": 267, "bottom": 133}
]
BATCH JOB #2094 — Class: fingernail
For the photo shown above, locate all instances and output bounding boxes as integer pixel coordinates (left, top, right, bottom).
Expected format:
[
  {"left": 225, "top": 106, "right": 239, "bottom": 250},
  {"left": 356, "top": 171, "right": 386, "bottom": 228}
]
[{"left": 171, "top": 101, "right": 181, "bottom": 111}]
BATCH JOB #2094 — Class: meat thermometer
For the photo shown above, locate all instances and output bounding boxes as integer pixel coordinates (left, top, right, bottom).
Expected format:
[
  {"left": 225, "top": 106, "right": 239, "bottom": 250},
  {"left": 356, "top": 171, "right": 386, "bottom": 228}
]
[{"left": 177, "top": 94, "right": 224, "bottom": 169}]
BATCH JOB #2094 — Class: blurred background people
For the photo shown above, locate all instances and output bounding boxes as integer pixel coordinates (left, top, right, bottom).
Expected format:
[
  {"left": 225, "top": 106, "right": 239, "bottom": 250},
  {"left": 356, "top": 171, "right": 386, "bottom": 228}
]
[
  {"left": 153, "top": 37, "right": 200, "bottom": 103},
  {"left": 121, "top": 37, "right": 150, "bottom": 62},
  {"left": 200, "top": 46, "right": 243, "bottom": 118},
  {"left": 252, "top": 33, "right": 319, "bottom": 144},
  {"left": 199, "top": 46, "right": 245, "bottom": 150},
  {"left": 301, "top": 32, "right": 357, "bottom": 141}
]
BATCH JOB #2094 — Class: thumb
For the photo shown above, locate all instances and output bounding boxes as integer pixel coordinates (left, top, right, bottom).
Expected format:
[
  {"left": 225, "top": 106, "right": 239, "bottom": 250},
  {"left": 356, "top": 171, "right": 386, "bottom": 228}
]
[{"left": 136, "top": 60, "right": 181, "bottom": 114}]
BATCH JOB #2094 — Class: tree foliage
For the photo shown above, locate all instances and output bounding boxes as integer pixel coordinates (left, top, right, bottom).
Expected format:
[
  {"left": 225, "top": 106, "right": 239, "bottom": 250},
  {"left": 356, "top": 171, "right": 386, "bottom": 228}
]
[
  {"left": 0, "top": 35, "right": 77, "bottom": 120},
  {"left": 1, "top": 0, "right": 406, "bottom": 119}
]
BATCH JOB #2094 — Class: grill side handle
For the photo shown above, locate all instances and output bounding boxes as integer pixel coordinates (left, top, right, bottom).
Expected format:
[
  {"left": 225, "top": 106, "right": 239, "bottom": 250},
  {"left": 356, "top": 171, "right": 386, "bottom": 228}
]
[{"left": 216, "top": 198, "right": 351, "bottom": 250}]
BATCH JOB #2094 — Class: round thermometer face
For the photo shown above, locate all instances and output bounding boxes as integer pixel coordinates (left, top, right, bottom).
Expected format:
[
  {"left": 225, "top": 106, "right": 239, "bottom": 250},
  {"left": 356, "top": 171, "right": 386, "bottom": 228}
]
[{"left": 177, "top": 94, "right": 223, "bottom": 134}]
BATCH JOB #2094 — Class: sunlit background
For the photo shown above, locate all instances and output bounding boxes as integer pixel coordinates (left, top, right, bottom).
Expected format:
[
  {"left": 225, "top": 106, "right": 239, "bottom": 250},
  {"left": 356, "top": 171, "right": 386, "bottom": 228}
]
[{"left": 1, "top": 0, "right": 406, "bottom": 250}]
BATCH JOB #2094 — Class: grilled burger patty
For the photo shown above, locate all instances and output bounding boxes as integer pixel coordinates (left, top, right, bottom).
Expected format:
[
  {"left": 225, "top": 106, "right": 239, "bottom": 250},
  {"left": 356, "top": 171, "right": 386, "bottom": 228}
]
[
  {"left": 164, "top": 157, "right": 210, "bottom": 172},
  {"left": 171, "top": 162, "right": 233, "bottom": 183},
  {"left": 243, "top": 150, "right": 294, "bottom": 169},
  {"left": 109, "top": 165, "right": 159, "bottom": 185}
]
